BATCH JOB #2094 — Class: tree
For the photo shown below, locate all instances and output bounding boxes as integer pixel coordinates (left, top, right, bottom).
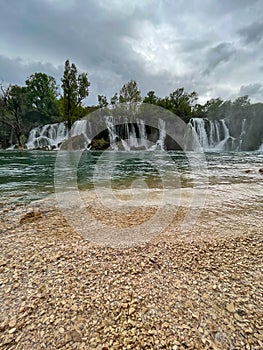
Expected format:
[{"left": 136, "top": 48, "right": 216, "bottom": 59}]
[
  {"left": 0, "top": 84, "right": 28, "bottom": 147},
  {"left": 25, "top": 72, "right": 59, "bottom": 118},
  {"left": 143, "top": 91, "right": 159, "bottom": 105},
  {"left": 119, "top": 80, "right": 142, "bottom": 105},
  {"left": 204, "top": 98, "right": 224, "bottom": 119},
  {"left": 98, "top": 95, "right": 108, "bottom": 109},
  {"left": 61, "top": 59, "right": 90, "bottom": 129},
  {"left": 232, "top": 95, "right": 250, "bottom": 108},
  {"left": 110, "top": 93, "right": 118, "bottom": 107},
  {"left": 157, "top": 88, "right": 198, "bottom": 122}
]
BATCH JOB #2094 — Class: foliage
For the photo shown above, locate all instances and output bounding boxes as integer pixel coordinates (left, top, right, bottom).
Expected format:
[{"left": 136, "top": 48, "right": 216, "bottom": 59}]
[
  {"left": 98, "top": 95, "right": 108, "bottom": 109},
  {"left": 61, "top": 59, "right": 90, "bottom": 129},
  {"left": 119, "top": 80, "right": 142, "bottom": 105},
  {"left": 0, "top": 84, "right": 28, "bottom": 147},
  {"left": 143, "top": 91, "right": 158, "bottom": 105},
  {"left": 143, "top": 87, "right": 198, "bottom": 122},
  {"left": 25, "top": 72, "right": 59, "bottom": 118}
]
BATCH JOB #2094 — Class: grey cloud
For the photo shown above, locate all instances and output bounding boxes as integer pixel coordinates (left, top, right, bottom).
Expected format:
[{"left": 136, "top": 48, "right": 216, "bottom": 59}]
[
  {"left": 239, "top": 83, "right": 263, "bottom": 96},
  {"left": 0, "top": 55, "right": 63, "bottom": 86},
  {"left": 0, "top": 0, "right": 263, "bottom": 104},
  {"left": 238, "top": 21, "right": 263, "bottom": 44},
  {"left": 204, "top": 42, "right": 236, "bottom": 75}
]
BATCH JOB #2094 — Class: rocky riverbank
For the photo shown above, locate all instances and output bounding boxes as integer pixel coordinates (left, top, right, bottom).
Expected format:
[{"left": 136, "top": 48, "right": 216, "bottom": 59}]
[{"left": 0, "top": 191, "right": 262, "bottom": 349}]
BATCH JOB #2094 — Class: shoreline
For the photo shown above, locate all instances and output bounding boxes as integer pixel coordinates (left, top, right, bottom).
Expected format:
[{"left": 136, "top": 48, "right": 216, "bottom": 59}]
[{"left": 0, "top": 188, "right": 262, "bottom": 349}]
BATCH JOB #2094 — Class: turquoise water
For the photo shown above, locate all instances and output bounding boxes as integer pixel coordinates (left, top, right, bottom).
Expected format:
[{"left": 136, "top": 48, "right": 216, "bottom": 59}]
[{"left": 0, "top": 150, "right": 262, "bottom": 204}]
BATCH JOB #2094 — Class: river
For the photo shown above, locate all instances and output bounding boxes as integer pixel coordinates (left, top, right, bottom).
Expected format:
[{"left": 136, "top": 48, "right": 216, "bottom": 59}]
[{"left": 0, "top": 150, "right": 262, "bottom": 206}]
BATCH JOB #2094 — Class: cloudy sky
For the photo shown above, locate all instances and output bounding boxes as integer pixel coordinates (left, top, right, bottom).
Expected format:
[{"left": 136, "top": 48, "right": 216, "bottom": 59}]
[{"left": 1, "top": 0, "right": 263, "bottom": 105}]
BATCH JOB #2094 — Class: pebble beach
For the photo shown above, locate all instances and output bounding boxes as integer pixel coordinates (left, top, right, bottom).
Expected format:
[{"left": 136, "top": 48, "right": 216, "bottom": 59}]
[
  {"left": 0, "top": 186, "right": 263, "bottom": 350},
  {"left": 0, "top": 184, "right": 262, "bottom": 350}
]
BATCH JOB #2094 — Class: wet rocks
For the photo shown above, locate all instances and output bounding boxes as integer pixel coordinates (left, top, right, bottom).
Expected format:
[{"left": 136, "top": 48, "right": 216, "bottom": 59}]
[
  {"left": 19, "top": 209, "right": 42, "bottom": 224},
  {"left": 0, "top": 199, "right": 262, "bottom": 349}
]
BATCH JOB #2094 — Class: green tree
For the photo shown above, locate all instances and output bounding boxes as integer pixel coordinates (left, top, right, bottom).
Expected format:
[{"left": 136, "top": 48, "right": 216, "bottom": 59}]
[
  {"left": 110, "top": 93, "right": 118, "bottom": 106},
  {"left": 143, "top": 90, "right": 159, "bottom": 105},
  {"left": 204, "top": 98, "right": 224, "bottom": 119},
  {"left": 98, "top": 95, "right": 108, "bottom": 108},
  {"left": 157, "top": 88, "right": 198, "bottom": 122},
  {"left": 192, "top": 103, "right": 206, "bottom": 118},
  {"left": 119, "top": 80, "right": 142, "bottom": 104},
  {"left": 0, "top": 84, "right": 28, "bottom": 147},
  {"left": 61, "top": 59, "right": 90, "bottom": 129},
  {"left": 25, "top": 72, "right": 59, "bottom": 118}
]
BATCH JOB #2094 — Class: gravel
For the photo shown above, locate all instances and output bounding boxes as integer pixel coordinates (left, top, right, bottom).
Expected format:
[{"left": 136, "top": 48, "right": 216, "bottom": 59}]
[{"left": 0, "top": 194, "right": 262, "bottom": 349}]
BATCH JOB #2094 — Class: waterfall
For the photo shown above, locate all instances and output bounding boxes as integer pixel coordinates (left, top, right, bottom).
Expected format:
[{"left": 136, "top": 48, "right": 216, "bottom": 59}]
[
  {"left": 25, "top": 116, "right": 248, "bottom": 152},
  {"left": 137, "top": 119, "right": 148, "bottom": 149},
  {"left": 26, "top": 120, "right": 93, "bottom": 150},
  {"left": 71, "top": 120, "right": 91, "bottom": 149},
  {"left": 26, "top": 123, "right": 67, "bottom": 150},
  {"left": 105, "top": 117, "right": 166, "bottom": 151},
  {"left": 189, "top": 118, "right": 234, "bottom": 151},
  {"left": 105, "top": 116, "right": 119, "bottom": 151},
  {"left": 153, "top": 119, "right": 166, "bottom": 151},
  {"left": 190, "top": 118, "right": 209, "bottom": 149},
  {"left": 238, "top": 119, "right": 247, "bottom": 151}
]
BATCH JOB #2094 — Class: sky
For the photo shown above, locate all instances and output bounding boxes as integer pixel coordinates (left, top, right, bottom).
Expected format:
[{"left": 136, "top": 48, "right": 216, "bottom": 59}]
[{"left": 0, "top": 0, "right": 263, "bottom": 105}]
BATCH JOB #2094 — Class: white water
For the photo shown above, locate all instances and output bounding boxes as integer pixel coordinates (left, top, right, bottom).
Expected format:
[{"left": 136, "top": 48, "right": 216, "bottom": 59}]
[
  {"left": 190, "top": 118, "right": 236, "bottom": 151},
  {"left": 238, "top": 119, "right": 247, "bottom": 151},
  {"left": 25, "top": 116, "right": 246, "bottom": 151},
  {"left": 105, "top": 116, "right": 119, "bottom": 151},
  {"left": 106, "top": 117, "right": 166, "bottom": 151},
  {"left": 26, "top": 123, "right": 67, "bottom": 150},
  {"left": 71, "top": 120, "right": 92, "bottom": 149},
  {"left": 26, "top": 120, "right": 93, "bottom": 150}
]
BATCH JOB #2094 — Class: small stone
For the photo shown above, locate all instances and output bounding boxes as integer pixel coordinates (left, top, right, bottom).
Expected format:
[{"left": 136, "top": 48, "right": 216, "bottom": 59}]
[
  {"left": 58, "top": 327, "right": 65, "bottom": 333},
  {"left": 27, "top": 324, "right": 35, "bottom": 331},
  {"left": 226, "top": 302, "right": 235, "bottom": 313},
  {"left": 0, "top": 259, "right": 7, "bottom": 267},
  {"left": 237, "top": 309, "right": 246, "bottom": 316},
  {"left": 3, "top": 334, "right": 15, "bottom": 345},
  {"left": 8, "top": 327, "right": 17, "bottom": 334},
  {"left": 129, "top": 307, "right": 136, "bottom": 315},
  {"left": 185, "top": 300, "right": 193, "bottom": 309},
  {"left": 234, "top": 313, "right": 244, "bottom": 322},
  {"left": 69, "top": 329, "right": 82, "bottom": 342}
]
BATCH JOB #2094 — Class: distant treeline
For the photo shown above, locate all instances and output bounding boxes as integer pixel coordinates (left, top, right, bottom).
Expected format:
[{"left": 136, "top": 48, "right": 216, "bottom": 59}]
[{"left": 0, "top": 59, "right": 262, "bottom": 149}]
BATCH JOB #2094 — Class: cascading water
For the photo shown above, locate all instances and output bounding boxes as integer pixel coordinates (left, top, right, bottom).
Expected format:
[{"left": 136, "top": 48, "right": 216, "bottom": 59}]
[
  {"left": 190, "top": 118, "right": 209, "bottom": 149},
  {"left": 238, "top": 119, "right": 247, "bottom": 151},
  {"left": 105, "top": 116, "right": 119, "bottom": 151},
  {"left": 71, "top": 120, "right": 92, "bottom": 149},
  {"left": 157, "top": 119, "right": 166, "bottom": 150},
  {"left": 137, "top": 119, "right": 148, "bottom": 149},
  {"left": 26, "top": 123, "right": 68, "bottom": 150},
  {"left": 105, "top": 117, "right": 166, "bottom": 151},
  {"left": 189, "top": 118, "right": 234, "bottom": 151},
  {"left": 25, "top": 116, "right": 245, "bottom": 151}
]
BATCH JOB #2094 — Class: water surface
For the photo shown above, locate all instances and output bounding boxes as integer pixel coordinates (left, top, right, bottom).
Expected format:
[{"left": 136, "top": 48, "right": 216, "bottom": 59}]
[{"left": 0, "top": 150, "right": 262, "bottom": 204}]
